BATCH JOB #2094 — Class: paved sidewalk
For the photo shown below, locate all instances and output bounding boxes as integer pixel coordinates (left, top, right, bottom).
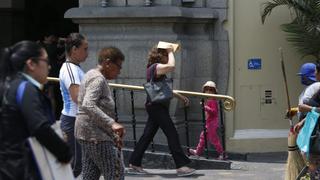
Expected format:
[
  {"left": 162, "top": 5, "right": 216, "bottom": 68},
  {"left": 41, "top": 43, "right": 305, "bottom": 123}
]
[{"left": 124, "top": 160, "right": 285, "bottom": 180}]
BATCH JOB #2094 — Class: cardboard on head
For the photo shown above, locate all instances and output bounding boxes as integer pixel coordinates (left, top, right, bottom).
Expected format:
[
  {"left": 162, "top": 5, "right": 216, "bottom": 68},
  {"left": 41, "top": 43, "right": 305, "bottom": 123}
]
[{"left": 157, "top": 41, "right": 180, "bottom": 52}]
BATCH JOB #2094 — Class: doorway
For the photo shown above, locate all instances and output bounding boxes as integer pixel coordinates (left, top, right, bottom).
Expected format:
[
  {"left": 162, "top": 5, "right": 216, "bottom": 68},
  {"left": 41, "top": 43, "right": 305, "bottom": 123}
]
[{"left": 25, "top": 0, "right": 78, "bottom": 41}]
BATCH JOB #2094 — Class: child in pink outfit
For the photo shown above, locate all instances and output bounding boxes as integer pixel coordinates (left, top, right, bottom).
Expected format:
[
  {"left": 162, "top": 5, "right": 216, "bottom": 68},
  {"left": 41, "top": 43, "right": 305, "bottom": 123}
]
[{"left": 189, "top": 81, "right": 226, "bottom": 160}]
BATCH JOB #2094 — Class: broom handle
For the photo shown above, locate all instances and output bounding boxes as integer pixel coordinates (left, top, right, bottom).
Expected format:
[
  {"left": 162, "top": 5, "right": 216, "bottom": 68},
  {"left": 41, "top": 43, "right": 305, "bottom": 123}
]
[{"left": 279, "top": 48, "right": 293, "bottom": 129}]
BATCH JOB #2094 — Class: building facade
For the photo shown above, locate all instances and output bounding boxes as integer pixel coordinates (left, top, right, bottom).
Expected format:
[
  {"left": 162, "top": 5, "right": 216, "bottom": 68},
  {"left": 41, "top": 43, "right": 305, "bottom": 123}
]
[{"left": 0, "top": 0, "right": 310, "bottom": 153}]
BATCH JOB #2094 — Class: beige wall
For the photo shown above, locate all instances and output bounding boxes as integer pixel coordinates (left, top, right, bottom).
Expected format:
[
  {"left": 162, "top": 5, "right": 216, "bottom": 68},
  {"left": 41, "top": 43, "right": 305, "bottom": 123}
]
[{"left": 226, "top": 0, "right": 310, "bottom": 152}]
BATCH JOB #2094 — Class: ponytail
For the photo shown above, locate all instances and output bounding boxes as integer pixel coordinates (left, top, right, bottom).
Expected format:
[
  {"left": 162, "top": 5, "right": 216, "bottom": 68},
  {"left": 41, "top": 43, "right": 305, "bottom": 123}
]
[
  {"left": 0, "top": 47, "right": 14, "bottom": 103},
  {"left": 65, "top": 33, "right": 86, "bottom": 56},
  {"left": 0, "top": 47, "right": 14, "bottom": 81}
]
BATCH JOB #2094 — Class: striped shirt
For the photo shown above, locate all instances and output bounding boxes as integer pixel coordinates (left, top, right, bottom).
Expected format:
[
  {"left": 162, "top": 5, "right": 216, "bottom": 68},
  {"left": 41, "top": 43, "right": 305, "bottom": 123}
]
[{"left": 59, "top": 60, "right": 84, "bottom": 117}]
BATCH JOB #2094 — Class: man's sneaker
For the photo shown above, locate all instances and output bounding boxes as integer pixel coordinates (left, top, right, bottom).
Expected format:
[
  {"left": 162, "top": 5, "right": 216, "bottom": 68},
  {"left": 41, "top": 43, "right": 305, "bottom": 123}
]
[
  {"left": 176, "top": 166, "right": 196, "bottom": 177},
  {"left": 127, "top": 165, "right": 148, "bottom": 175}
]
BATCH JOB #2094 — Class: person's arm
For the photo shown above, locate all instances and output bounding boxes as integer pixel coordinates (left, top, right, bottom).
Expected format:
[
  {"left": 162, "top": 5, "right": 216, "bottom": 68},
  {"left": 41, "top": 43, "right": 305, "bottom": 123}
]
[
  {"left": 298, "top": 104, "right": 315, "bottom": 113},
  {"left": 156, "top": 48, "right": 175, "bottom": 75},
  {"left": 294, "top": 118, "right": 306, "bottom": 133},
  {"left": 173, "top": 92, "right": 189, "bottom": 106},
  {"left": 81, "top": 77, "right": 124, "bottom": 138},
  {"left": 69, "top": 84, "right": 79, "bottom": 104},
  {"left": 204, "top": 100, "right": 218, "bottom": 114},
  {"left": 34, "top": 125, "right": 72, "bottom": 163},
  {"left": 20, "top": 84, "right": 72, "bottom": 163}
]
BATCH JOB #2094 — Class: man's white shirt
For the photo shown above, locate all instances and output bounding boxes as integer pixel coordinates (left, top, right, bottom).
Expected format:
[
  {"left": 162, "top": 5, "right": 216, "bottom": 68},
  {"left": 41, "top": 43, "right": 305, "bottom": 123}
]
[{"left": 301, "top": 82, "right": 320, "bottom": 104}]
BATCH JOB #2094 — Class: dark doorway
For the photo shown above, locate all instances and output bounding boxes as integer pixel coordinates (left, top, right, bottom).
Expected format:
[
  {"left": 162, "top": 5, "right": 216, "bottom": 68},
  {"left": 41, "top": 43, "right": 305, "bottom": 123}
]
[
  {"left": 25, "top": 0, "right": 78, "bottom": 41},
  {"left": 24, "top": 0, "right": 78, "bottom": 119}
]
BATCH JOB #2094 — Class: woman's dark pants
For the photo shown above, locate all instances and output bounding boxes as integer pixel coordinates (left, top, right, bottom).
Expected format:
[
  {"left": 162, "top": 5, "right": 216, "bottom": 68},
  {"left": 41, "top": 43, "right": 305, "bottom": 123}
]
[
  {"left": 129, "top": 103, "right": 190, "bottom": 168},
  {"left": 60, "top": 114, "right": 82, "bottom": 177}
]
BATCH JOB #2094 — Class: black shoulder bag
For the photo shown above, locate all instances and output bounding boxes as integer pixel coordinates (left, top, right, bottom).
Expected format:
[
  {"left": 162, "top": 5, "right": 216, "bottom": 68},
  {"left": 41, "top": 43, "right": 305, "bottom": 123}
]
[{"left": 143, "top": 64, "right": 173, "bottom": 104}]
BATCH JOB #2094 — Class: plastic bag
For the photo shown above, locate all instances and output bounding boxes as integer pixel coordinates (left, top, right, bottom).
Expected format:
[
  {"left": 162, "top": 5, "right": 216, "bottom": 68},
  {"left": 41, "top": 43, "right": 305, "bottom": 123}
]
[{"left": 297, "top": 108, "right": 320, "bottom": 158}]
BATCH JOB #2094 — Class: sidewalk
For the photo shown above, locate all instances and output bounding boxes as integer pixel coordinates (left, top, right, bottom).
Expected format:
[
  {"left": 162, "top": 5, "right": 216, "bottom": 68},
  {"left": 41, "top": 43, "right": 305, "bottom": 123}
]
[
  {"left": 125, "top": 160, "right": 285, "bottom": 180},
  {"left": 124, "top": 152, "right": 287, "bottom": 180}
]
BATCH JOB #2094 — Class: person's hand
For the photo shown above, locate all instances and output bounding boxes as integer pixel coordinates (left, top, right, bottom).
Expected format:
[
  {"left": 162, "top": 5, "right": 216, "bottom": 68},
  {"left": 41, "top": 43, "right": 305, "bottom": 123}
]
[
  {"left": 111, "top": 122, "right": 125, "bottom": 138},
  {"left": 294, "top": 120, "right": 305, "bottom": 133},
  {"left": 285, "top": 107, "right": 298, "bottom": 119},
  {"left": 166, "top": 45, "right": 174, "bottom": 53},
  {"left": 111, "top": 122, "right": 125, "bottom": 149},
  {"left": 175, "top": 93, "right": 189, "bottom": 107},
  {"left": 181, "top": 95, "right": 190, "bottom": 107}
]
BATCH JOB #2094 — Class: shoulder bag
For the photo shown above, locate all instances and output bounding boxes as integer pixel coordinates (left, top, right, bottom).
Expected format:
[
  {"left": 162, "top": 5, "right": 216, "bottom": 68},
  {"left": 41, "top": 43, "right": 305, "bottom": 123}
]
[{"left": 143, "top": 64, "right": 173, "bottom": 104}]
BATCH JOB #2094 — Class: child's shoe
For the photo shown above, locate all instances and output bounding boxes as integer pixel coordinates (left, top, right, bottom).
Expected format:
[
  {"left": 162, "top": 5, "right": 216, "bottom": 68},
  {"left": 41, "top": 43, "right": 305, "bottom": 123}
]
[
  {"left": 216, "top": 153, "right": 228, "bottom": 160},
  {"left": 188, "top": 148, "right": 198, "bottom": 156}
]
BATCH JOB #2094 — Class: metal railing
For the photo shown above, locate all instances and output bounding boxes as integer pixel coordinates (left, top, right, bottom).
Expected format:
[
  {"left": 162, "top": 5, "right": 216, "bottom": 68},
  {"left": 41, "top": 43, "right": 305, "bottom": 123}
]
[
  {"left": 47, "top": 77, "right": 235, "bottom": 111},
  {"left": 47, "top": 77, "right": 235, "bottom": 159}
]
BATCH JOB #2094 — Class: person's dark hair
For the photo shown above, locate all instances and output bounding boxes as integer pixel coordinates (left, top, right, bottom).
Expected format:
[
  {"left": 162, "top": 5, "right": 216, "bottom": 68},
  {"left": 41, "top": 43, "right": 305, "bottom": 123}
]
[
  {"left": 65, "top": 33, "right": 86, "bottom": 55},
  {"left": 0, "top": 41, "right": 43, "bottom": 102},
  {"left": 98, "top": 47, "right": 125, "bottom": 65},
  {"left": 0, "top": 40, "right": 43, "bottom": 81},
  {"left": 147, "top": 46, "right": 168, "bottom": 67}
]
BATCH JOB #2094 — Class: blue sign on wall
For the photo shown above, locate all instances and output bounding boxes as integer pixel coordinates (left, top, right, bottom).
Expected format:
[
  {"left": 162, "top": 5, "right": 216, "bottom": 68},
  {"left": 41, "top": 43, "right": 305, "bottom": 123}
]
[{"left": 248, "top": 58, "right": 262, "bottom": 70}]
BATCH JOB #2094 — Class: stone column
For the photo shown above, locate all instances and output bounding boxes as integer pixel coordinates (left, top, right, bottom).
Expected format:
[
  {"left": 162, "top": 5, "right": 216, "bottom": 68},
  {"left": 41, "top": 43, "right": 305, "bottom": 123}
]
[{"left": 65, "top": 1, "right": 228, "bottom": 147}]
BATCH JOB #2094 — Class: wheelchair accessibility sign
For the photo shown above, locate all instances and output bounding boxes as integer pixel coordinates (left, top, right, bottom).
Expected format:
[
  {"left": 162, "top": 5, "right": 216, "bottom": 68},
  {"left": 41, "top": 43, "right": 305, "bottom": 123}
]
[{"left": 248, "top": 58, "right": 261, "bottom": 70}]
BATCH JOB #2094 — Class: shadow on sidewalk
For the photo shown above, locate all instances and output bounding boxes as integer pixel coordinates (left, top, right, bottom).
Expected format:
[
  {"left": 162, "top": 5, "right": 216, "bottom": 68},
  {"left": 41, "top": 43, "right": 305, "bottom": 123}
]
[{"left": 126, "top": 172, "right": 205, "bottom": 179}]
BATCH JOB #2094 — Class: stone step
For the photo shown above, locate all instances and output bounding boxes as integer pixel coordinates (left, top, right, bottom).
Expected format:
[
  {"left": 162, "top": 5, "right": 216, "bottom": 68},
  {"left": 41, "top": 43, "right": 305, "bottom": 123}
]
[{"left": 122, "top": 148, "right": 231, "bottom": 170}]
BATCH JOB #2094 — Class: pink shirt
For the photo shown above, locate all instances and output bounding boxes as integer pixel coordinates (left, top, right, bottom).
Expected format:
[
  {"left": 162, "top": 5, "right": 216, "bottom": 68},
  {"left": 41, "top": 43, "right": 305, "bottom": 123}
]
[{"left": 204, "top": 99, "right": 219, "bottom": 128}]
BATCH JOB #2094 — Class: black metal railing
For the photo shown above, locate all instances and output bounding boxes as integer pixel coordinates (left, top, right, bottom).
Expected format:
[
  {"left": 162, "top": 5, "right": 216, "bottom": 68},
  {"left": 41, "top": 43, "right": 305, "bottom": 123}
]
[{"left": 47, "top": 77, "right": 235, "bottom": 159}]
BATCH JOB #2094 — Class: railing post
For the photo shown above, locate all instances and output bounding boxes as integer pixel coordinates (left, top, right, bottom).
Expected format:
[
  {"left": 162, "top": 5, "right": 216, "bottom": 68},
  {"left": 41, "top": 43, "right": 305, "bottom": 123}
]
[
  {"left": 130, "top": 91, "right": 137, "bottom": 146},
  {"left": 113, "top": 89, "right": 118, "bottom": 122},
  {"left": 145, "top": 0, "right": 152, "bottom": 6},
  {"left": 201, "top": 99, "right": 209, "bottom": 159},
  {"left": 219, "top": 100, "right": 226, "bottom": 151},
  {"left": 184, "top": 106, "right": 190, "bottom": 154},
  {"left": 151, "top": 140, "right": 155, "bottom": 152},
  {"left": 100, "top": 0, "right": 108, "bottom": 7}
]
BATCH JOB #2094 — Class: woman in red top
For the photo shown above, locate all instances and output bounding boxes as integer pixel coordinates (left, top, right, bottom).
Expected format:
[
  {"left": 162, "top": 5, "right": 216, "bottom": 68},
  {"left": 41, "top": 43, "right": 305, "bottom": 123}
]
[{"left": 189, "top": 81, "right": 226, "bottom": 160}]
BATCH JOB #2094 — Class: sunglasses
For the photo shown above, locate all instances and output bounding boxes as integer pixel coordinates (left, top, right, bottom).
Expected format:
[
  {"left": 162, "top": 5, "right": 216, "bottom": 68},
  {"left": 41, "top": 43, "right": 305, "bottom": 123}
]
[{"left": 32, "top": 57, "right": 49, "bottom": 65}]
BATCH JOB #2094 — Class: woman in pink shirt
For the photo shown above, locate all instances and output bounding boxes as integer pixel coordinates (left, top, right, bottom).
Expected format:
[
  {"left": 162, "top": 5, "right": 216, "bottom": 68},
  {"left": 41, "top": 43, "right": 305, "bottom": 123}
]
[{"left": 189, "top": 81, "right": 226, "bottom": 160}]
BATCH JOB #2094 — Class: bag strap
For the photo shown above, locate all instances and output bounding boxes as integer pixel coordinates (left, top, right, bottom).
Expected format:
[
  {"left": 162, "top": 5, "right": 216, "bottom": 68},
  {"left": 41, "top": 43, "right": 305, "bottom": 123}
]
[
  {"left": 16, "top": 81, "right": 28, "bottom": 107},
  {"left": 148, "top": 64, "right": 157, "bottom": 83}
]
